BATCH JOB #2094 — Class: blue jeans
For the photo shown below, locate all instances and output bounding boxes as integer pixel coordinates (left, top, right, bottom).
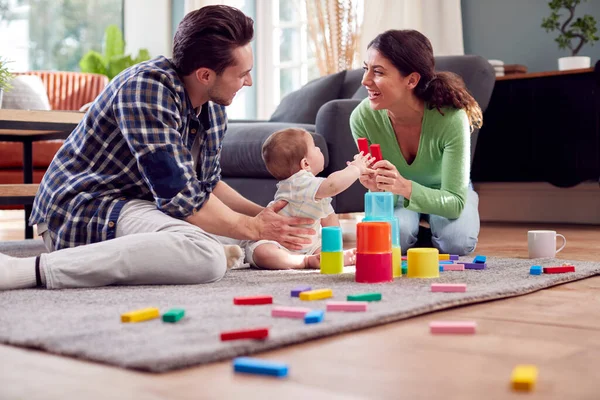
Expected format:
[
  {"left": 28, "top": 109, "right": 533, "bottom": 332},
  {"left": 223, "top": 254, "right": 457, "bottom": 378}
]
[{"left": 395, "top": 187, "right": 480, "bottom": 256}]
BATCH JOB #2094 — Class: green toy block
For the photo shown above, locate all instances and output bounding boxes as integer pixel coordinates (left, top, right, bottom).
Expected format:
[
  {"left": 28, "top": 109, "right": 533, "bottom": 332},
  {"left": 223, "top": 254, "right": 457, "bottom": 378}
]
[
  {"left": 162, "top": 308, "right": 185, "bottom": 323},
  {"left": 347, "top": 292, "right": 382, "bottom": 302}
]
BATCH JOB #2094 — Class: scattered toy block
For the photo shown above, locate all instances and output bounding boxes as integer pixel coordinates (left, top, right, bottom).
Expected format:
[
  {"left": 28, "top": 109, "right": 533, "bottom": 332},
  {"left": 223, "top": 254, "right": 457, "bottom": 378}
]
[
  {"left": 299, "top": 288, "right": 333, "bottom": 301},
  {"left": 473, "top": 255, "right": 487, "bottom": 264},
  {"left": 401, "top": 256, "right": 407, "bottom": 261},
  {"left": 370, "top": 144, "right": 383, "bottom": 162},
  {"left": 439, "top": 266, "right": 444, "bottom": 272},
  {"left": 304, "top": 309, "right": 325, "bottom": 324},
  {"left": 347, "top": 292, "right": 382, "bottom": 302},
  {"left": 511, "top": 365, "right": 538, "bottom": 392},
  {"left": 464, "top": 262, "right": 486, "bottom": 270},
  {"left": 162, "top": 308, "right": 185, "bottom": 323},
  {"left": 439, "top": 261, "right": 454, "bottom": 264},
  {"left": 431, "top": 283, "right": 467, "bottom": 293},
  {"left": 233, "top": 357, "right": 288, "bottom": 378},
  {"left": 326, "top": 301, "right": 368, "bottom": 312},
  {"left": 530, "top": 265, "right": 543, "bottom": 275},
  {"left": 430, "top": 321, "right": 476, "bottom": 334},
  {"left": 449, "top": 255, "right": 459, "bottom": 260},
  {"left": 439, "top": 254, "right": 450, "bottom": 260},
  {"left": 357, "top": 137, "right": 370, "bottom": 155},
  {"left": 220, "top": 327, "right": 269, "bottom": 341},
  {"left": 402, "top": 265, "right": 408, "bottom": 275},
  {"left": 271, "top": 306, "right": 311, "bottom": 319},
  {"left": 121, "top": 307, "right": 160, "bottom": 323},
  {"left": 233, "top": 295, "right": 273, "bottom": 305},
  {"left": 291, "top": 286, "right": 311, "bottom": 297},
  {"left": 443, "top": 264, "right": 465, "bottom": 271},
  {"left": 543, "top": 266, "right": 575, "bottom": 274}
]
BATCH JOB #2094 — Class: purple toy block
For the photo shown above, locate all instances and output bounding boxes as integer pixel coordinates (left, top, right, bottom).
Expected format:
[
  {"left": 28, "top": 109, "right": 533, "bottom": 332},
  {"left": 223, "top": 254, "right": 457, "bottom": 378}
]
[
  {"left": 291, "top": 286, "right": 312, "bottom": 297},
  {"left": 464, "top": 262, "right": 486, "bottom": 270},
  {"left": 450, "top": 255, "right": 459, "bottom": 260}
]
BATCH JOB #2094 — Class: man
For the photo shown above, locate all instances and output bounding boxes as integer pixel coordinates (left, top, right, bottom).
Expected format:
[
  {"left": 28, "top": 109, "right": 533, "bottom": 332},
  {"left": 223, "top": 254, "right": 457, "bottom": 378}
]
[{"left": 0, "top": 5, "right": 314, "bottom": 290}]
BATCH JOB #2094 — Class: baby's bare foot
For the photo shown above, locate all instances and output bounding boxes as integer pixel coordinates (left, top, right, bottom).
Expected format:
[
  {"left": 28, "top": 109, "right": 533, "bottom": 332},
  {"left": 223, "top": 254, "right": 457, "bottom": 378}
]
[
  {"left": 223, "top": 245, "right": 244, "bottom": 269},
  {"left": 344, "top": 248, "right": 357, "bottom": 266},
  {"left": 305, "top": 254, "right": 321, "bottom": 269}
]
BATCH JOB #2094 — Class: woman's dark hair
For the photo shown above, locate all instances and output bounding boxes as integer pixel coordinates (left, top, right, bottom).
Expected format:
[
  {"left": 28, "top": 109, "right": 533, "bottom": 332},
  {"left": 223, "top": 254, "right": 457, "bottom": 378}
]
[
  {"left": 173, "top": 5, "right": 254, "bottom": 76},
  {"left": 368, "top": 29, "right": 482, "bottom": 129}
]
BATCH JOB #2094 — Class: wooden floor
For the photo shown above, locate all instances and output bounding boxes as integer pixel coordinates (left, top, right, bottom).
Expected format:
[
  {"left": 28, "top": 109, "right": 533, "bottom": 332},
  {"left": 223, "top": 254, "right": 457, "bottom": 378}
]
[{"left": 1, "top": 210, "right": 600, "bottom": 400}]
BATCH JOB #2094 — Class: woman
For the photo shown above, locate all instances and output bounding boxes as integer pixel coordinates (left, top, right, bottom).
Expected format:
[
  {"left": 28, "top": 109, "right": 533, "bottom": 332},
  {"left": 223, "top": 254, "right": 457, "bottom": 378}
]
[{"left": 350, "top": 30, "right": 482, "bottom": 256}]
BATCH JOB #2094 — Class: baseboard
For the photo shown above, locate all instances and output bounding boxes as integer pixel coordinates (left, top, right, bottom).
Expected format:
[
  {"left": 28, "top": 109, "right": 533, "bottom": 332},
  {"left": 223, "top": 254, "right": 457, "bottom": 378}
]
[{"left": 474, "top": 182, "right": 600, "bottom": 225}]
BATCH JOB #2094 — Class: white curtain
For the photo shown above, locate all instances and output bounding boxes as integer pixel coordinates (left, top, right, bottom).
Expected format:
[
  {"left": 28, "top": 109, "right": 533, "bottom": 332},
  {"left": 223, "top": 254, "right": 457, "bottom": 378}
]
[
  {"left": 184, "top": 0, "right": 227, "bottom": 13},
  {"left": 359, "top": 0, "right": 464, "bottom": 61}
]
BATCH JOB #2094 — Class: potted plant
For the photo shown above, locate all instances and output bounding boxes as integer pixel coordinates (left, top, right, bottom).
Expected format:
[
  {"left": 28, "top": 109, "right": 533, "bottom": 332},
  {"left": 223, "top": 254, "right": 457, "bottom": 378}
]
[
  {"left": 541, "top": 0, "right": 599, "bottom": 70},
  {"left": 79, "top": 25, "right": 151, "bottom": 80},
  {"left": 0, "top": 57, "right": 13, "bottom": 109}
]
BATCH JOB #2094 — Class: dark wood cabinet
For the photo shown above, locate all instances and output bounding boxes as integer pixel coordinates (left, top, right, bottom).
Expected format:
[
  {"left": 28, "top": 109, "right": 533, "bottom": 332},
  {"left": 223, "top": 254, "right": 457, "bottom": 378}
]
[{"left": 471, "top": 64, "right": 600, "bottom": 187}]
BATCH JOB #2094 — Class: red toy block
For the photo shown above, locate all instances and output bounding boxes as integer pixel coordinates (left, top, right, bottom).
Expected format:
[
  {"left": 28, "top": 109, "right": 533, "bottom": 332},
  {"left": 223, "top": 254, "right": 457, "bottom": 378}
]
[
  {"left": 370, "top": 144, "right": 383, "bottom": 163},
  {"left": 357, "top": 137, "right": 370, "bottom": 155},
  {"left": 233, "top": 295, "right": 273, "bottom": 305},
  {"left": 543, "top": 265, "right": 575, "bottom": 274},
  {"left": 220, "top": 327, "right": 269, "bottom": 341}
]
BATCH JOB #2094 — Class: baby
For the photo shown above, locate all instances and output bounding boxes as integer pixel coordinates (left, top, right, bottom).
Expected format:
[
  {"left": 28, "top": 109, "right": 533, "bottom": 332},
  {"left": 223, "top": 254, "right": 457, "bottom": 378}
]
[{"left": 245, "top": 127, "right": 373, "bottom": 270}]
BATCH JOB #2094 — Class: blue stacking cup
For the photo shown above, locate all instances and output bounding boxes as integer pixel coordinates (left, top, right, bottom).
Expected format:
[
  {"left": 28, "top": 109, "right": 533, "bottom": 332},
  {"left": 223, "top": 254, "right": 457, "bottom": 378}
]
[
  {"left": 364, "top": 192, "right": 395, "bottom": 221},
  {"left": 391, "top": 217, "right": 400, "bottom": 247},
  {"left": 321, "top": 226, "right": 343, "bottom": 252}
]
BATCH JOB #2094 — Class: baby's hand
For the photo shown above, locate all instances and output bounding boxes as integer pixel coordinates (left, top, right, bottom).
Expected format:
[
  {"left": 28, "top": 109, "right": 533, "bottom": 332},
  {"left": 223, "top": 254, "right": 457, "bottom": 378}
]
[{"left": 347, "top": 152, "right": 375, "bottom": 175}]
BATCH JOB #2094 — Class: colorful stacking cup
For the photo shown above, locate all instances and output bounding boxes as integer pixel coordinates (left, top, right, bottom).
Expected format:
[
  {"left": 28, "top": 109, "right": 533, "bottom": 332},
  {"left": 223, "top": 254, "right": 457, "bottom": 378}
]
[
  {"left": 407, "top": 247, "right": 440, "bottom": 278},
  {"left": 364, "top": 192, "right": 395, "bottom": 221},
  {"left": 321, "top": 226, "right": 343, "bottom": 252},
  {"left": 320, "top": 226, "right": 343, "bottom": 274},
  {"left": 355, "top": 221, "right": 393, "bottom": 283}
]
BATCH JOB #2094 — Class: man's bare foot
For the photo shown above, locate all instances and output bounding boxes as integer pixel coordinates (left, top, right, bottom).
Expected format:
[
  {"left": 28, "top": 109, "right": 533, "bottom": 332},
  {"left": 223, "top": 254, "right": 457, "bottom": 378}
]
[{"left": 344, "top": 248, "right": 357, "bottom": 266}]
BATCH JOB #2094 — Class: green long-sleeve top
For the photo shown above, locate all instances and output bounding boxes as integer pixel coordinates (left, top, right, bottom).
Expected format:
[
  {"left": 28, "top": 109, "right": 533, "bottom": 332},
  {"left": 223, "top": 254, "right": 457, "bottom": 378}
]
[{"left": 350, "top": 98, "right": 470, "bottom": 219}]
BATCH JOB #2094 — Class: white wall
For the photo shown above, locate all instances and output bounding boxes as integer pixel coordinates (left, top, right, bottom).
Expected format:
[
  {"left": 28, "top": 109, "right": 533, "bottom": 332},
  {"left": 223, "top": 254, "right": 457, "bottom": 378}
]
[{"left": 124, "top": 0, "right": 173, "bottom": 58}]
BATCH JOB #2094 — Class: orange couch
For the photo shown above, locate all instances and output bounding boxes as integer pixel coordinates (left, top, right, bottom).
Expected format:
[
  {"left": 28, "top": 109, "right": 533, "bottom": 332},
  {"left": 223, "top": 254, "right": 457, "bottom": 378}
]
[{"left": 0, "top": 71, "right": 108, "bottom": 200}]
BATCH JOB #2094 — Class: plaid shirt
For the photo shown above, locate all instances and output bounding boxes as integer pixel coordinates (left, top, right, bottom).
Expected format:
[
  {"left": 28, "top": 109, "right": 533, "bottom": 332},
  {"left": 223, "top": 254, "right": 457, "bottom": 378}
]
[{"left": 30, "top": 56, "right": 227, "bottom": 250}]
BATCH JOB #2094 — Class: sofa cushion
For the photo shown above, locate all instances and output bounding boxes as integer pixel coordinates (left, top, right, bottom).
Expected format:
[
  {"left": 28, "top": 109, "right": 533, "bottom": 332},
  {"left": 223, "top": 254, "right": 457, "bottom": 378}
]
[
  {"left": 220, "top": 122, "right": 328, "bottom": 178},
  {"left": 1, "top": 75, "right": 51, "bottom": 110},
  {"left": 269, "top": 71, "right": 346, "bottom": 124}
]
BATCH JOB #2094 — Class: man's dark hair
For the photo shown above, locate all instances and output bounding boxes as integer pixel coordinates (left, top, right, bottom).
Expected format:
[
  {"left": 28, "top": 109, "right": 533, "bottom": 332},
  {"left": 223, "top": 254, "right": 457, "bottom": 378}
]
[{"left": 173, "top": 5, "right": 254, "bottom": 76}]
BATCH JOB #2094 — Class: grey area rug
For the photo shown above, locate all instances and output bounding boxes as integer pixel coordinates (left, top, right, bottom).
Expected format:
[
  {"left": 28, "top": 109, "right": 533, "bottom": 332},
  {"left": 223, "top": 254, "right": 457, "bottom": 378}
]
[{"left": 1, "top": 246, "right": 599, "bottom": 372}]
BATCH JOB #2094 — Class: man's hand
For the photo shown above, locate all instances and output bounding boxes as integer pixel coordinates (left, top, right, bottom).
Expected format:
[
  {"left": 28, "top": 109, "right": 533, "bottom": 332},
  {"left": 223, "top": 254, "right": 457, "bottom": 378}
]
[{"left": 253, "top": 200, "right": 316, "bottom": 250}]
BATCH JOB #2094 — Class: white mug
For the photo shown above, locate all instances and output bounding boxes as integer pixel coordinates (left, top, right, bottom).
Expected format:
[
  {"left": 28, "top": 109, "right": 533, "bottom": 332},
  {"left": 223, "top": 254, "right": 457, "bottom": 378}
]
[{"left": 528, "top": 230, "right": 567, "bottom": 259}]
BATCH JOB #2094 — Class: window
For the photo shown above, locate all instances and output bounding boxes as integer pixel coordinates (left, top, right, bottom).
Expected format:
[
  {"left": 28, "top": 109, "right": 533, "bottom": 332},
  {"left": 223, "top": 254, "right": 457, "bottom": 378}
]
[
  {"left": 255, "top": 0, "right": 319, "bottom": 119},
  {"left": 0, "top": 0, "right": 124, "bottom": 72}
]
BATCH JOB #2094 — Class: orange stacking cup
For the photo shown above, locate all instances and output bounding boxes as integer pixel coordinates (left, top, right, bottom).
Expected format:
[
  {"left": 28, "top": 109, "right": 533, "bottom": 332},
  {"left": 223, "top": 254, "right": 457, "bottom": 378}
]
[{"left": 356, "top": 222, "right": 392, "bottom": 253}]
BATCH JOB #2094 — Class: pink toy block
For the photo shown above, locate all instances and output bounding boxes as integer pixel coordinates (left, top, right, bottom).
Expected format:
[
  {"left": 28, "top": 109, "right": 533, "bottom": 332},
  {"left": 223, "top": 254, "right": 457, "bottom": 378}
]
[
  {"left": 271, "top": 306, "right": 311, "bottom": 318},
  {"left": 326, "top": 301, "right": 368, "bottom": 312},
  {"left": 431, "top": 283, "right": 467, "bottom": 292},
  {"left": 430, "top": 321, "right": 476, "bottom": 334},
  {"left": 443, "top": 264, "right": 465, "bottom": 271}
]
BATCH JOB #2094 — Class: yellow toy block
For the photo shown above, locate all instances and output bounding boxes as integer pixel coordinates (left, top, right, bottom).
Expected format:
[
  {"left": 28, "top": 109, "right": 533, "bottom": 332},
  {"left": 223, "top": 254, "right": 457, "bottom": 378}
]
[
  {"left": 121, "top": 307, "right": 160, "bottom": 323},
  {"left": 511, "top": 365, "right": 538, "bottom": 391},
  {"left": 438, "top": 254, "right": 450, "bottom": 260},
  {"left": 299, "top": 288, "right": 333, "bottom": 301}
]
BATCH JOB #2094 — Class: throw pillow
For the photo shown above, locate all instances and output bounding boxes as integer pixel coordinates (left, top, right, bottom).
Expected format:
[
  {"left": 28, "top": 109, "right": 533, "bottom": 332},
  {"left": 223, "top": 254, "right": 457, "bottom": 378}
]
[
  {"left": 1, "top": 75, "right": 51, "bottom": 110},
  {"left": 269, "top": 70, "right": 346, "bottom": 124}
]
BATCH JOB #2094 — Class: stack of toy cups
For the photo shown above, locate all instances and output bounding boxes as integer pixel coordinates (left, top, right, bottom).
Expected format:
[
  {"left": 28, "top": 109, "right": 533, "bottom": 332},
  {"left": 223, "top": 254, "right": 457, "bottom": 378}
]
[
  {"left": 406, "top": 247, "right": 440, "bottom": 278},
  {"left": 362, "top": 192, "right": 402, "bottom": 278},
  {"left": 320, "top": 226, "right": 343, "bottom": 274},
  {"left": 355, "top": 221, "right": 393, "bottom": 283}
]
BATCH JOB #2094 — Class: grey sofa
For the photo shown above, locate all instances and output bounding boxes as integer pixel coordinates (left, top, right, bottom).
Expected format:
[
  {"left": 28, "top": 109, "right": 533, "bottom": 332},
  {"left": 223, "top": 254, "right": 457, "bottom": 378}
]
[{"left": 221, "top": 55, "right": 495, "bottom": 213}]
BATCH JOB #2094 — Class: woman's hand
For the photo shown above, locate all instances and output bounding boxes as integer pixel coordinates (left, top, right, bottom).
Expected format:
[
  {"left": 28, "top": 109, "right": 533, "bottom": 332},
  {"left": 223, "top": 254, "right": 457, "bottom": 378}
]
[
  {"left": 358, "top": 168, "right": 379, "bottom": 191},
  {"left": 373, "top": 160, "right": 412, "bottom": 198}
]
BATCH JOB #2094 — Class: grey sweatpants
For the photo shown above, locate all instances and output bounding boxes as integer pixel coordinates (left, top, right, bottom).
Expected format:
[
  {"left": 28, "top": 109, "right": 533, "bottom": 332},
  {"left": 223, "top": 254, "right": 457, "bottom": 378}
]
[{"left": 38, "top": 200, "right": 227, "bottom": 289}]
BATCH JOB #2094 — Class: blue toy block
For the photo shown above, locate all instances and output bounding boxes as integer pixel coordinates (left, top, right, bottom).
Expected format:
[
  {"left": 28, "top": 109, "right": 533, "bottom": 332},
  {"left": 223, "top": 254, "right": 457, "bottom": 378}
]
[
  {"left": 304, "top": 309, "right": 325, "bottom": 324},
  {"left": 233, "top": 357, "right": 288, "bottom": 378},
  {"left": 473, "top": 255, "right": 487, "bottom": 264},
  {"left": 439, "top": 265, "right": 444, "bottom": 272},
  {"left": 530, "top": 265, "right": 543, "bottom": 275},
  {"left": 439, "top": 261, "right": 454, "bottom": 264}
]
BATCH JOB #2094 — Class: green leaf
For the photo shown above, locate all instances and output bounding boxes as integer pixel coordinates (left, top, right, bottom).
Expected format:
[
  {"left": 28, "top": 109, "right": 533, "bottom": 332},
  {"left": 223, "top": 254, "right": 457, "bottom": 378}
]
[
  {"left": 134, "top": 48, "right": 151, "bottom": 64},
  {"left": 103, "top": 24, "right": 125, "bottom": 60},
  {"left": 107, "top": 55, "right": 133, "bottom": 80},
  {"left": 79, "top": 51, "right": 108, "bottom": 75}
]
